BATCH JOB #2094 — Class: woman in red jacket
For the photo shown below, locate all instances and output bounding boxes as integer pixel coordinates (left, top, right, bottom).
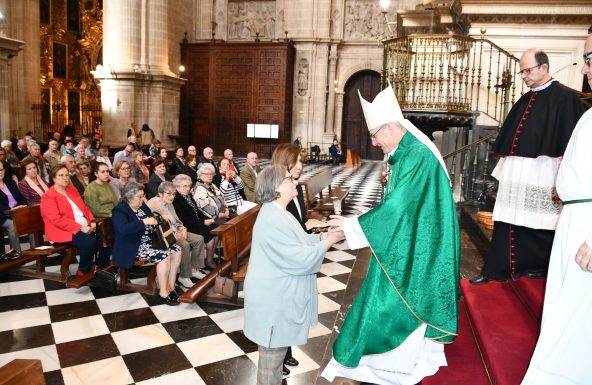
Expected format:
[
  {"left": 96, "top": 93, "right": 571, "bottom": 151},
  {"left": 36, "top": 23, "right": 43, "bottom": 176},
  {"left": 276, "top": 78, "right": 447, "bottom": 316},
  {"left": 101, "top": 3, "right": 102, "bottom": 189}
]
[{"left": 40, "top": 164, "right": 110, "bottom": 276}]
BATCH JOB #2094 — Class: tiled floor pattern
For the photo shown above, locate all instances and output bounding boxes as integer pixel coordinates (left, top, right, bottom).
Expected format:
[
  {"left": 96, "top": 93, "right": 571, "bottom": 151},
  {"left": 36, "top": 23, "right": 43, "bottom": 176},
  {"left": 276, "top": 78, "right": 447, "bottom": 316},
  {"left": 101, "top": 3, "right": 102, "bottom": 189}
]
[{"left": 0, "top": 160, "right": 383, "bottom": 385}]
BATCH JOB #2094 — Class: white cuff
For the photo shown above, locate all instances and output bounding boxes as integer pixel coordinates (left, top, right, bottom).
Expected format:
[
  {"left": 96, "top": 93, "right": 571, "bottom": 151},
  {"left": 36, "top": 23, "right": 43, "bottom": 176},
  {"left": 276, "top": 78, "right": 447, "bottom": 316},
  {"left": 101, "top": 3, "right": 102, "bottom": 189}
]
[{"left": 343, "top": 216, "right": 369, "bottom": 250}]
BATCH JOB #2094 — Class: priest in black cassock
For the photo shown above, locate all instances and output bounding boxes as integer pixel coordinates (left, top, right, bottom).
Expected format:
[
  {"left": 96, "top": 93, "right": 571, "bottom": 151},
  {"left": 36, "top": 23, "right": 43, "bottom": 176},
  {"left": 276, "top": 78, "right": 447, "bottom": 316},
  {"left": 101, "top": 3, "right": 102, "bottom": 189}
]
[{"left": 471, "top": 48, "right": 586, "bottom": 284}]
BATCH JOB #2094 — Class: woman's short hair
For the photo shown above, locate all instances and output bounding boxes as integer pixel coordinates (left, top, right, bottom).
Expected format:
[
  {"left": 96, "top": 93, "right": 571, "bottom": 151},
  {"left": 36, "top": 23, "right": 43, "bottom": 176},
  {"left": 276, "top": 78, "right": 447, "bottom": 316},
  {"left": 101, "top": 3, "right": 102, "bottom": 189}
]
[
  {"left": 98, "top": 146, "right": 109, "bottom": 156},
  {"left": 173, "top": 174, "right": 192, "bottom": 188},
  {"left": 1, "top": 140, "right": 12, "bottom": 148},
  {"left": 157, "top": 181, "right": 176, "bottom": 195},
  {"left": 121, "top": 181, "right": 145, "bottom": 202},
  {"left": 48, "top": 164, "right": 68, "bottom": 185},
  {"left": 76, "top": 159, "right": 91, "bottom": 169},
  {"left": 197, "top": 163, "right": 215, "bottom": 177},
  {"left": 271, "top": 143, "right": 300, "bottom": 172},
  {"left": 217, "top": 157, "right": 229, "bottom": 167},
  {"left": 113, "top": 160, "right": 131, "bottom": 177},
  {"left": 256, "top": 165, "right": 287, "bottom": 203},
  {"left": 152, "top": 158, "right": 167, "bottom": 172},
  {"left": 20, "top": 157, "right": 39, "bottom": 174}
]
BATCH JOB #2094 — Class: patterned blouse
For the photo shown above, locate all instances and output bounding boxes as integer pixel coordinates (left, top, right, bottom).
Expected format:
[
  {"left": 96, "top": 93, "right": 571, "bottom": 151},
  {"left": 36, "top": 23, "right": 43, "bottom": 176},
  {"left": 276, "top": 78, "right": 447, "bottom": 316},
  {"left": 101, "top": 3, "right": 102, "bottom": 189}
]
[{"left": 192, "top": 179, "right": 227, "bottom": 219}]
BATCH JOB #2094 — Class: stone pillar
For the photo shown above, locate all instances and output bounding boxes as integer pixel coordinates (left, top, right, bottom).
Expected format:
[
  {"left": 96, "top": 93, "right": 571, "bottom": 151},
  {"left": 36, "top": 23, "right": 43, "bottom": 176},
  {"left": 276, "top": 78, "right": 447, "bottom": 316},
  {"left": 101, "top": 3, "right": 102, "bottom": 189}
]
[
  {"left": 325, "top": 44, "right": 338, "bottom": 134},
  {"left": 5, "top": 0, "right": 39, "bottom": 135},
  {"left": 95, "top": 0, "right": 185, "bottom": 148},
  {"left": 0, "top": 37, "right": 24, "bottom": 138},
  {"left": 334, "top": 91, "right": 344, "bottom": 139}
]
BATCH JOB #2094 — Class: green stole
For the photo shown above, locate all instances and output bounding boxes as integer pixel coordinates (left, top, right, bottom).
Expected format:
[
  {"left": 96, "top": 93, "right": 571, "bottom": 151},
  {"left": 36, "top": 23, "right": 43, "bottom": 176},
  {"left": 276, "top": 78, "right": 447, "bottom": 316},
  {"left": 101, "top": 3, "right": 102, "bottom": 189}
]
[{"left": 333, "top": 132, "right": 460, "bottom": 367}]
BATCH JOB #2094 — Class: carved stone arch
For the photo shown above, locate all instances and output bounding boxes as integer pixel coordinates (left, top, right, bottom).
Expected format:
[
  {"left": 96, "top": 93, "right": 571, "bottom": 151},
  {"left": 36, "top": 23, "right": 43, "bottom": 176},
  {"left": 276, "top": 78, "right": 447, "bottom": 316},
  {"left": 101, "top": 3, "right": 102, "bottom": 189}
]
[
  {"left": 337, "top": 62, "right": 381, "bottom": 93},
  {"left": 339, "top": 69, "right": 383, "bottom": 160}
]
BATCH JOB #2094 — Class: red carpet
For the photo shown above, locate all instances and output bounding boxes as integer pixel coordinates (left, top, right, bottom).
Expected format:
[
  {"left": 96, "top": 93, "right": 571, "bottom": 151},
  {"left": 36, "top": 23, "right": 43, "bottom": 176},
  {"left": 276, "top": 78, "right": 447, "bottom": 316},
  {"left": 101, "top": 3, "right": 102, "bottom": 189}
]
[
  {"left": 509, "top": 277, "right": 546, "bottom": 323},
  {"left": 422, "top": 299, "right": 490, "bottom": 385},
  {"left": 461, "top": 279, "right": 539, "bottom": 385}
]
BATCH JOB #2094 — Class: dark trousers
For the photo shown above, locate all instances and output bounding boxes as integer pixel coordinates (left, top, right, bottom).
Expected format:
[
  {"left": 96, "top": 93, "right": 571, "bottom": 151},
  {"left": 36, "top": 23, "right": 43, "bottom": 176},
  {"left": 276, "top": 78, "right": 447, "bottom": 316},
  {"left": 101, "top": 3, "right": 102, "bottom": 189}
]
[
  {"left": 482, "top": 221, "right": 554, "bottom": 280},
  {"left": 58, "top": 231, "right": 111, "bottom": 273}
]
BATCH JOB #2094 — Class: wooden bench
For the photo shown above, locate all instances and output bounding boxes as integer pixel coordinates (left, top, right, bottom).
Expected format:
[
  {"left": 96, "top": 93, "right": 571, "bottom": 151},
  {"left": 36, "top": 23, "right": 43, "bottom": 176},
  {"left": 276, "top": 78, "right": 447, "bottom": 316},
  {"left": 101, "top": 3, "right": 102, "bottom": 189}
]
[
  {"left": 0, "top": 205, "right": 77, "bottom": 282},
  {"left": 179, "top": 205, "right": 260, "bottom": 305},
  {"left": 301, "top": 168, "right": 349, "bottom": 215},
  {"left": 0, "top": 359, "right": 45, "bottom": 385}
]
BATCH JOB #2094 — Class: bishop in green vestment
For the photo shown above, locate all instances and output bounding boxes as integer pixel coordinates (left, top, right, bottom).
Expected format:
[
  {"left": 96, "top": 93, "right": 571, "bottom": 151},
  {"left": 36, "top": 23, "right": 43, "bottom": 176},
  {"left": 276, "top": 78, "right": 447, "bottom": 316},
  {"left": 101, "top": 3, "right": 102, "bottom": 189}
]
[{"left": 322, "top": 85, "right": 460, "bottom": 385}]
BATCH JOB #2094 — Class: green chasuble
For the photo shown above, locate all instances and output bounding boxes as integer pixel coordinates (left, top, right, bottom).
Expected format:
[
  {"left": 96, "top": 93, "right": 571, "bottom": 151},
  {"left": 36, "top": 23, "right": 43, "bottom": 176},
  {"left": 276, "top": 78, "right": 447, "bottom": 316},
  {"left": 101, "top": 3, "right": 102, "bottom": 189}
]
[{"left": 333, "top": 132, "right": 460, "bottom": 368}]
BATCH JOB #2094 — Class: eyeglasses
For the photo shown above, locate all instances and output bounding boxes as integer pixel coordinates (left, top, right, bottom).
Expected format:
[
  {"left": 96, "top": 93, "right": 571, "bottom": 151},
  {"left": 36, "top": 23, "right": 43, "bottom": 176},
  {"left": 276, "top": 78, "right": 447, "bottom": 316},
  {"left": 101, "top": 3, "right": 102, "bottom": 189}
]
[
  {"left": 133, "top": 194, "right": 145, "bottom": 200},
  {"left": 584, "top": 51, "right": 592, "bottom": 67},
  {"left": 164, "top": 191, "right": 176, "bottom": 196},
  {"left": 370, "top": 125, "right": 385, "bottom": 140},
  {"left": 119, "top": 167, "right": 131, "bottom": 171},
  {"left": 201, "top": 172, "right": 214, "bottom": 176},
  {"left": 518, "top": 64, "right": 541, "bottom": 76}
]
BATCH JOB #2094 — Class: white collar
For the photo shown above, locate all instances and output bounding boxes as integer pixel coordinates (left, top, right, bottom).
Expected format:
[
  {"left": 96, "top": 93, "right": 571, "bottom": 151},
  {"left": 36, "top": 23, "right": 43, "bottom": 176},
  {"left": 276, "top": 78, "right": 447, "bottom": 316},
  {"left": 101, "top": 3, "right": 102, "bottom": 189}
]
[{"left": 531, "top": 79, "right": 555, "bottom": 92}]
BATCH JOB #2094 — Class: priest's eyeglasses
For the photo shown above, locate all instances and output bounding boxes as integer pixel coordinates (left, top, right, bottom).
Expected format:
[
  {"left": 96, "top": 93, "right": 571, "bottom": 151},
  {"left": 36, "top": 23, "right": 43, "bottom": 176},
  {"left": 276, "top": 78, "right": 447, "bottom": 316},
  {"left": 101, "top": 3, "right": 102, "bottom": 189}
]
[
  {"left": 518, "top": 64, "right": 541, "bottom": 76},
  {"left": 370, "top": 125, "right": 385, "bottom": 140},
  {"left": 583, "top": 51, "right": 592, "bottom": 67}
]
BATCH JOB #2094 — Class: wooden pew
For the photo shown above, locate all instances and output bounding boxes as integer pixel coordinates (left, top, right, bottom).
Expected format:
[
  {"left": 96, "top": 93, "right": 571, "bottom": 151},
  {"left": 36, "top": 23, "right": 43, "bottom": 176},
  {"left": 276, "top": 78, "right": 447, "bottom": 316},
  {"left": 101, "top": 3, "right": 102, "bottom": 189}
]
[
  {"left": 0, "top": 359, "right": 45, "bottom": 385},
  {"left": 0, "top": 205, "right": 77, "bottom": 281},
  {"left": 179, "top": 205, "right": 260, "bottom": 305},
  {"left": 301, "top": 168, "right": 349, "bottom": 215}
]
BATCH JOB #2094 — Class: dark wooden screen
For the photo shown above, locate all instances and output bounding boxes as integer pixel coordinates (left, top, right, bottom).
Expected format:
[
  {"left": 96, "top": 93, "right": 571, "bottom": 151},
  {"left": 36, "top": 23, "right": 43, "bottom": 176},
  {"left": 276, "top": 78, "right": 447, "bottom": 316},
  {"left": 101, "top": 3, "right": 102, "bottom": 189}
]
[
  {"left": 180, "top": 42, "right": 295, "bottom": 157},
  {"left": 341, "top": 70, "right": 383, "bottom": 160}
]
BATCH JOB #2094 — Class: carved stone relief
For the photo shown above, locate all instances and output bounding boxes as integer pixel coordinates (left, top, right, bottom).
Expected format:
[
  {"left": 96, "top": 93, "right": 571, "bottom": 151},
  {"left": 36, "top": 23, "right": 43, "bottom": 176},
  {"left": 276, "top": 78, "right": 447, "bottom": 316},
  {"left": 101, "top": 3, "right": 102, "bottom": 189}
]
[
  {"left": 343, "top": 0, "right": 389, "bottom": 41},
  {"left": 227, "top": 1, "right": 276, "bottom": 40},
  {"left": 297, "top": 58, "right": 309, "bottom": 96}
]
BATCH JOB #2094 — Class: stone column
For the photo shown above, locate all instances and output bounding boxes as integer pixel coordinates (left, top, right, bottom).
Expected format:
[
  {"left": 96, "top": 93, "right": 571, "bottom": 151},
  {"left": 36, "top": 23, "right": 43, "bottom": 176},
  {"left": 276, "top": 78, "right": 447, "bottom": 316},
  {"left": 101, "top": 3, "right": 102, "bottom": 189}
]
[
  {"left": 334, "top": 91, "right": 344, "bottom": 139},
  {"left": 325, "top": 44, "right": 338, "bottom": 133},
  {"left": 0, "top": 36, "right": 24, "bottom": 138},
  {"left": 5, "top": 0, "right": 39, "bottom": 135},
  {"left": 95, "top": 0, "right": 185, "bottom": 148}
]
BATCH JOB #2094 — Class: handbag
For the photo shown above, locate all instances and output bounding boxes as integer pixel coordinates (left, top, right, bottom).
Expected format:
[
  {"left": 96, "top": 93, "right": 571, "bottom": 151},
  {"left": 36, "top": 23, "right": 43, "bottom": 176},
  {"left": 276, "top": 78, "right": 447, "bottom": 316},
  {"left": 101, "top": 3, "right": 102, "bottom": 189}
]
[
  {"left": 213, "top": 275, "right": 235, "bottom": 297},
  {"left": 92, "top": 269, "right": 117, "bottom": 296},
  {"left": 151, "top": 213, "right": 178, "bottom": 250},
  {"left": 211, "top": 237, "right": 236, "bottom": 298}
]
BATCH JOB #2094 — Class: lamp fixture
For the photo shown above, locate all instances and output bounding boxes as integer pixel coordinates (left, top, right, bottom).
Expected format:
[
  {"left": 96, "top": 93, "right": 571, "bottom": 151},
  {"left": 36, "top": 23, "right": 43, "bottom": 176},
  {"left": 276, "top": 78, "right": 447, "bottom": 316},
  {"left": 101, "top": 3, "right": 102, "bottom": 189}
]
[{"left": 379, "top": 0, "right": 397, "bottom": 39}]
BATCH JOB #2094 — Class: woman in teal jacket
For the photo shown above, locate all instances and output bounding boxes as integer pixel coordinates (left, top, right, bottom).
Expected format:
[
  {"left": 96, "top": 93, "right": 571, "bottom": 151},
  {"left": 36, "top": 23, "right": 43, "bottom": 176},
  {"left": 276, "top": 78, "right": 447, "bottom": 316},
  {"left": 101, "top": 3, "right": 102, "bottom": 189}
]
[{"left": 243, "top": 165, "right": 344, "bottom": 385}]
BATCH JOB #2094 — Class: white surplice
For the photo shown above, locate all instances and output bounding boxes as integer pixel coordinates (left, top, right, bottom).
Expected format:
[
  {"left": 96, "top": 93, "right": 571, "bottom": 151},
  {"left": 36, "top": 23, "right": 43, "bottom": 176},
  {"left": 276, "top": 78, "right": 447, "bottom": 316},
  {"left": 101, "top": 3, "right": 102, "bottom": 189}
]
[{"left": 521, "top": 108, "right": 592, "bottom": 385}]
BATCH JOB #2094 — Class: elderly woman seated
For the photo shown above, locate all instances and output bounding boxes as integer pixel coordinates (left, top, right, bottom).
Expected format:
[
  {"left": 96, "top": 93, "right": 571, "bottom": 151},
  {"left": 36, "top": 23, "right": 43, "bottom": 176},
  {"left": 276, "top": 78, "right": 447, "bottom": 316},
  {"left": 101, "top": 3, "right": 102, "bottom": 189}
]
[
  {"left": 112, "top": 182, "right": 183, "bottom": 306},
  {"left": 84, "top": 162, "right": 118, "bottom": 218},
  {"left": 17, "top": 157, "right": 49, "bottom": 205},
  {"left": 172, "top": 174, "right": 218, "bottom": 270},
  {"left": 243, "top": 165, "right": 344, "bottom": 384},
  {"left": 147, "top": 181, "right": 207, "bottom": 287},
  {"left": 193, "top": 163, "right": 231, "bottom": 224},
  {"left": 40, "top": 164, "right": 110, "bottom": 275},
  {"left": 146, "top": 158, "right": 171, "bottom": 199}
]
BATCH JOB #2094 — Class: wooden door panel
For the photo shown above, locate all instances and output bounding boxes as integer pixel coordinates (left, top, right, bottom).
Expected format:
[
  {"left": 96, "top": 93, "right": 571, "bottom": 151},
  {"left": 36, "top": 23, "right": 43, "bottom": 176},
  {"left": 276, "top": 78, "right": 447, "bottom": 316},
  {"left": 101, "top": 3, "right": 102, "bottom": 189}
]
[{"left": 340, "top": 71, "right": 383, "bottom": 160}]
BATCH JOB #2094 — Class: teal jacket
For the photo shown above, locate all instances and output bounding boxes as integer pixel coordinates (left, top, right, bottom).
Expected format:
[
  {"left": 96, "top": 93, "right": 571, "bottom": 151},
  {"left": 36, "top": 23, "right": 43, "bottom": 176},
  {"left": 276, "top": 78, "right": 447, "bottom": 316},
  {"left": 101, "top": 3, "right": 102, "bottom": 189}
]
[{"left": 243, "top": 202, "right": 328, "bottom": 348}]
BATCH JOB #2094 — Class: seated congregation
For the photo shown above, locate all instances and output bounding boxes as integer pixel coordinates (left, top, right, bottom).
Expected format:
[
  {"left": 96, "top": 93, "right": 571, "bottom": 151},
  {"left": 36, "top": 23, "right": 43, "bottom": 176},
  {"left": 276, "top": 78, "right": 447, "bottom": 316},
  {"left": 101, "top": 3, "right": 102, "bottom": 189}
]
[{"left": 0, "top": 132, "right": 265, "bottom": 306}]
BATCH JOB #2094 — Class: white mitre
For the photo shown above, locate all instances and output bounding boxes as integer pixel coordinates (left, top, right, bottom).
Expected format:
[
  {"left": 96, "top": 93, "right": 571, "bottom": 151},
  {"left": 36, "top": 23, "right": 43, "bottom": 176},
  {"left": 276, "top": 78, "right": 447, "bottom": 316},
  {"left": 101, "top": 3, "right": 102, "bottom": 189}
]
[{"left": 358, "top": 84, "right": 450, "bottom": 182}]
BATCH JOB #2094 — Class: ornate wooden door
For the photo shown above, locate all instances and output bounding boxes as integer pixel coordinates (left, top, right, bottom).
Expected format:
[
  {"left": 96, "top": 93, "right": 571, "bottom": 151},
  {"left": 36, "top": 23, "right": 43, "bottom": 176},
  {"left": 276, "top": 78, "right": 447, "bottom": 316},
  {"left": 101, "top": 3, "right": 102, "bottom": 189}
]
[{"left": 341, "top": 70, "right": 383, "bottom": 160}]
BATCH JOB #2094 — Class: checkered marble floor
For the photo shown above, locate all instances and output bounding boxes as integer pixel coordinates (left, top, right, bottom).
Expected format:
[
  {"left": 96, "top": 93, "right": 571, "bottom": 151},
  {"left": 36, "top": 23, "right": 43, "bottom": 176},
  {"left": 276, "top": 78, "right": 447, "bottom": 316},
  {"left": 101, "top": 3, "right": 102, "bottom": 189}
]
[{"left": 0, "top": 161, "right": 384, "bottom": 385}]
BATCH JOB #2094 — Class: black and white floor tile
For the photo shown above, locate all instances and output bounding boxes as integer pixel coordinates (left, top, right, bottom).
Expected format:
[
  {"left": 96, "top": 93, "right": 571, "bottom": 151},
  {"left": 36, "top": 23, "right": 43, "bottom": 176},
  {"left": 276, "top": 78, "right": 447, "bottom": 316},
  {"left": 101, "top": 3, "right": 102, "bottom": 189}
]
[{"left": 0, "top": 161, "right": 384, "bottom": 385}]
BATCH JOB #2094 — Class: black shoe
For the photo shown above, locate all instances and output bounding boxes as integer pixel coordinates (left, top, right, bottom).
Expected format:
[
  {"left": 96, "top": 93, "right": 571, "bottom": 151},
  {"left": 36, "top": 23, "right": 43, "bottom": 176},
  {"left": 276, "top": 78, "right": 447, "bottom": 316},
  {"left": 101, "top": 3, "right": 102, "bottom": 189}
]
[
  {"left": 158, "top": 293, "right": 180, "bottom": 306},
  {"left": 524, "top": 270, "right": 547, "bottom": 279},
  {"left": 169, "top": 290, "right": 179, "bottom": 301},
  {"left": 469, "top": 276, "right": 491, "bottom": 285},
  {"left": 282, "top": 365, "right": 290, "bottom": 376},
  {"left": 174, "top": 285, "right": 185, "bottom": 296},
  {"left": 284, "top": 357, "right": 299, "bottom": 367}
]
